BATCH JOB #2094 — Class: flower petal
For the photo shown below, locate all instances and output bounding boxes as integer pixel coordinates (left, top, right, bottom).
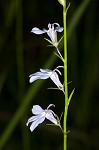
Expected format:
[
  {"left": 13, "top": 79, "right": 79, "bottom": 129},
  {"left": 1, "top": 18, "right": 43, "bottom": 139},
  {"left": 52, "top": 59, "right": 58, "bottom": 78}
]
[
  {"left": 47, "top": 104, "right": 55, "bottom": 109},
  {"left": 53, "top": 23, "right": 60, "bottom": 26},
  {"left": 30, "top": 116, "right": 45, "bottom": 132},
  {"left": 32, "top": 105, "right": 44, "bottom": 114},
  {"left": 29, "top": 70, "right": 50, "bottom": 77},
  {"left": 26, "top": 115, "right": 39, "bottom": 126},
  {"left": 55, "top": 26, "right": 63, "bottom": 32},
  {"left": 45, "top": 111, "right": 57, "bottom": 125},
  {"left": 52, "top": 23, "right": 63, "bottom": 32},
  {"left": 40, "top": 69, "right": 51, "bottom": 73},
  {"left": 29, "top": 75, "right": 40, "bottom": 83},
  {"left": 29, "top": 72, "right": 50, "bottom": 83},
  {"left": 47, "top": 30, "right": 56, "bottom": 43},
  {"left": 31, "top": 27, "right": 46, "bottom": 34},
  {"left": 50, "top": 72, "right": 63, "bottom": 88}
]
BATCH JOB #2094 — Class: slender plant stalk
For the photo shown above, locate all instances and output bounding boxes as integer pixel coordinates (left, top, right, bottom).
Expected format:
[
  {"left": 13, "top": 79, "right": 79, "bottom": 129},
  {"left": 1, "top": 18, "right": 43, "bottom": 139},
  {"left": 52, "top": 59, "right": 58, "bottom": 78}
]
[{"left": 63, "top": 1, "right": 68, "bottom": 150}]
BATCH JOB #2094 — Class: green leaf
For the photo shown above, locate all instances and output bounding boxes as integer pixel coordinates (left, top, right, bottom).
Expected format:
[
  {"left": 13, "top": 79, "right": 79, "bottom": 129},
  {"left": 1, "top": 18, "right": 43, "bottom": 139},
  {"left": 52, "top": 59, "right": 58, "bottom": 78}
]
[{"left": 68, "top": 88, "right": 75, "bottom": 106}]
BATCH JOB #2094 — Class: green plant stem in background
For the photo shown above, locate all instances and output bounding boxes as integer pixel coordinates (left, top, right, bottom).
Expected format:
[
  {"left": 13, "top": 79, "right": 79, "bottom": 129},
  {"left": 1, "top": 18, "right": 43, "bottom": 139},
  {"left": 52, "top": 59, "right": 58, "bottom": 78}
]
[
  {"left": 16, "top": 0, "right": 30, "bottom": 149},
  {"left": 63, "top": 1, "right": 68, "bottom": 150}
]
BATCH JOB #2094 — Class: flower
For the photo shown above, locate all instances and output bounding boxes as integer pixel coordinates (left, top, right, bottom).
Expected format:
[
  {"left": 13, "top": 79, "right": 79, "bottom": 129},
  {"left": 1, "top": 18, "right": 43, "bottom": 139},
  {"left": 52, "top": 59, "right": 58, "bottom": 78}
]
[
  {"left": 26, "top": 104, "right": 58, "bottom": 132},
  {"left": 31, "top": 23, "right": 63, "bottom": 45},
  {"left": 29, "top": 66, "right": 64, "bottom": 91}
]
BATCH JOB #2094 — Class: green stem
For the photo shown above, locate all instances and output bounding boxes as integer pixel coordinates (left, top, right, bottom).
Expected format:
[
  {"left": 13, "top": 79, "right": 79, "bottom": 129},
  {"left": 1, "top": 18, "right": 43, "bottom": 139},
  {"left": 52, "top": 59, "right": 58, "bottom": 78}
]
[
  {"left": 16, "top": 0, "right": 30, "bottom": 149},
  {"left": 63, "top": 1, "right": 68, "bottom": 150}
]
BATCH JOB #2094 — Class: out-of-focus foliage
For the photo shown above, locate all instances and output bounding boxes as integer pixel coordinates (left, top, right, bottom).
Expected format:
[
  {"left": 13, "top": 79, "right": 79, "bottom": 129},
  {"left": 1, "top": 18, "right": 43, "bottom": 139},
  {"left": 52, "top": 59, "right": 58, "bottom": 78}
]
[{"left": 0, "top": 0, "right": 99, "bottom": 149}]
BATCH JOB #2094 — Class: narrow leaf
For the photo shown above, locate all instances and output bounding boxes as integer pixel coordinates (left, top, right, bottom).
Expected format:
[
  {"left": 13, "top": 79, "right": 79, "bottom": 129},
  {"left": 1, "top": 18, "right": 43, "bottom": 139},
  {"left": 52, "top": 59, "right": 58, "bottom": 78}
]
[{"left": 68, "top": 88, "right": 75, "bottom": 106}]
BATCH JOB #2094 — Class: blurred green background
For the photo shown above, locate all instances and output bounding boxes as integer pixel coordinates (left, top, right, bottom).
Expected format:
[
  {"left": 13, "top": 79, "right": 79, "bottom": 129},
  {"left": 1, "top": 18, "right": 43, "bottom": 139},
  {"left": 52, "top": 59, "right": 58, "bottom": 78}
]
[{"left": 0, "top": 0, "right": 99, "bottom": 149}]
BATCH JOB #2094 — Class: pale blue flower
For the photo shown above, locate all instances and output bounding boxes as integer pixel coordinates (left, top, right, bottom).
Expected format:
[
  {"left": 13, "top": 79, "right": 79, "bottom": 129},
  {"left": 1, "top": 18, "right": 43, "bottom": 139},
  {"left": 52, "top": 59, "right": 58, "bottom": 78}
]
[
  {"left": 26, "top": 104, "right": 58, "bottom": 132},
  {"left": 29, "top": 66, "right": 63, "bottom": 90},
  {"left": 31, "top": 23, "right": 63, "bottom": 44}
]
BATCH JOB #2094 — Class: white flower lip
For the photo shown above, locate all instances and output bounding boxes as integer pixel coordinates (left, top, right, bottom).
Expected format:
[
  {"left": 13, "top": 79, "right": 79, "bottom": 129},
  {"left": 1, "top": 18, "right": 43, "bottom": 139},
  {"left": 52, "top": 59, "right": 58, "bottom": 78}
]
[
  {"left": 31, "top": 23, "right": 63, "bottom": 43},
  {"left": 26, "top": 104, "right": 58, "bottom": 132},
  {"left": 29, "top": 66, "right": 63, "bottom": 90}
]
